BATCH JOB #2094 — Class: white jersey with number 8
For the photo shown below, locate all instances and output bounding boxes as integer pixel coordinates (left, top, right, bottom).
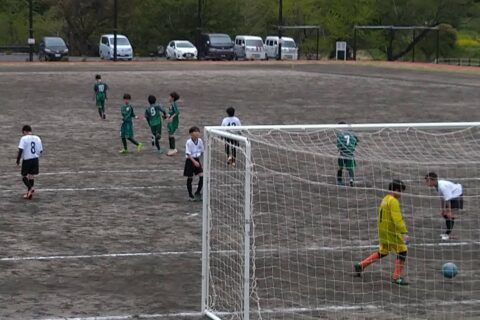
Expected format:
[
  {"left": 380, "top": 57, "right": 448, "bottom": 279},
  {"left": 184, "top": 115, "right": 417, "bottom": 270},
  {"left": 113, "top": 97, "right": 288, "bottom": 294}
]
[{"left": 18, "top": 135, "right": 43, "bottom": 160}]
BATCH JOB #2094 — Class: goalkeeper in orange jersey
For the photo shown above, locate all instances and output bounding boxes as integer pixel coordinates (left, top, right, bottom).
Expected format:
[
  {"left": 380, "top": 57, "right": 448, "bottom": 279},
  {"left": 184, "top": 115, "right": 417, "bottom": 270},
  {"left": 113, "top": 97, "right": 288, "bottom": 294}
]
[{"left": 354, "top": 179, "right": 410, "bottom": 285}]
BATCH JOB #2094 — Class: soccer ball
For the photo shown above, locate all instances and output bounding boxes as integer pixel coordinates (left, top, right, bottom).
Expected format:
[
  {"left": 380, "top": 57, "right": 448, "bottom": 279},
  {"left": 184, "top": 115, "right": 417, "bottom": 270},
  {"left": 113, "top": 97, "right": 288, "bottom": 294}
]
[{"left": 442, "top": 262, "right": 458, "bottom": 279}]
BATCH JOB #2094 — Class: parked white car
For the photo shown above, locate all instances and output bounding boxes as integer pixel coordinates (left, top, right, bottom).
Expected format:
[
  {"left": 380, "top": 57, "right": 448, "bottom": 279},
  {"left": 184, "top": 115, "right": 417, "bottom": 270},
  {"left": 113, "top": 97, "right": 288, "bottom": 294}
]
[
  {"left": 265, "top": 36, "right": 298, "bottom": 60},
  {"left": 166, "top": 40, "right": 198, "bottom": 60},
  {"left": 99, "top": 34, "right": 133, "bottom": 60},
  {"left": 234, "top": 35, "right": 266, "bottom": 60}
]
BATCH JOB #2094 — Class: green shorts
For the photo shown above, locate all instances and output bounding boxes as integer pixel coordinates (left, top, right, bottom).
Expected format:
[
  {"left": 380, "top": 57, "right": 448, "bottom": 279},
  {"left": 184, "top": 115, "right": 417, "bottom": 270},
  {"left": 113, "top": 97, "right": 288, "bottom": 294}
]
[
  {"left": 167, "top": 122, "right": 178, "bottom": 135},
  {"left": 120, "top": 121, "right": 134, "bottom": 139},
  {"left": 150, "top": 125, "right": 161, "bottom": 138},
  {"left": 96, "top": 97, "right": 105, "bottom": 108},
  {"left": 338, "top": 157, "right": 356, "bottom": 169}
]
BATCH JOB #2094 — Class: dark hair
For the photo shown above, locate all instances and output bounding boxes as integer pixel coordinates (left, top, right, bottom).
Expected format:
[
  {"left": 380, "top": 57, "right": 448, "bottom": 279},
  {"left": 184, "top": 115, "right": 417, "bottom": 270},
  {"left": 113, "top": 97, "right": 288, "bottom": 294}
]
[
  {"left": 338, "top": 121, "right": 346, "bottom": 125},
  {"left": 170, "top": 91, "right": 180, "bottom": 101},
  {"left": 95, "top": 74, "right": 101, "bottom": 80},
  {"left": 425, "top": 172, "right": 438, "bottom": 180},
  {"left": 389, "top": 179, "right": 406, "bottom": 192},
  {"left": 22, "top": 125, "right": 32, "bottom": 132},
  {"left": 148, "top": 95, "right": 156, "bottom": 104},
  {"left": 123, "top": 93, "right": 131, "bottom": 100},
  {"left": 189, "top": 126, "right": 200, "bottom": 134},
  {"left": 226, "top": 107, "right": 235, "bottom": 117}
]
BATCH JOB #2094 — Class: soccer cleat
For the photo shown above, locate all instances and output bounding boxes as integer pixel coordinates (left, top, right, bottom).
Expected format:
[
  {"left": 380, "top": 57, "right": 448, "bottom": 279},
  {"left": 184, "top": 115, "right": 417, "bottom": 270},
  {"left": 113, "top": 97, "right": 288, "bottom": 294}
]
[
  {"left": 227, "top": 156, "right": 233, "bottom": 165},
  {"left": 349, "top": 179, "right": 354, "bottom": 187},
  {"left": 188, "top": 196, "right": 196, "bottom": 202},
  {"left": 392, "top": 277, "right": 409, "bottom": 286},
  {"left": 157, "top": 149, "right": 164, "bottom": 154},
  {"left": 440, "top": 234, "right": 450, "bottom": 241},
  {"left": 194, "top": 193, "right": 203, "bottom": 202},
  {"left": 336, "top": 180, "right": 344, "bottom": 186},
  {"left": 27, "top": 189, "right": 34, "bottom": 200},
  {"left": 23, "top": 192, "right": 29, "bottom": 199},
  {"left": 120, "top": 149, "right": 128, "bottom": 154},
  {"left": 354, "top": 263, "right": 363, "bottom": 277},
  {"left": 102, "top": 114, "right": 106, "bottom": 120},
  {"left": 136, "top": 143, "right": 143, "bottom": 152},
  {"left": 167, "top": 149, "right": 178, "bottom": 156}
]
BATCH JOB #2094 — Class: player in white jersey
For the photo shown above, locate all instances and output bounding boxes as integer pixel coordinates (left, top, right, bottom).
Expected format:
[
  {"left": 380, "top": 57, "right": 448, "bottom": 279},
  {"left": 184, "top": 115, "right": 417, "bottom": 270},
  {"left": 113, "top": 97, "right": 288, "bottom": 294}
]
[
  {"left": 16, "top": 125, "right": 43, "bottom": 199},
  {"left": 425, "top": 172, "right": 464, "bottom": 240},
  {"left": 221, "top": 107, "right": 242, "bottom": 166},
  {"left": 184, "top": 126, "right": 204, "bottom": 201}
]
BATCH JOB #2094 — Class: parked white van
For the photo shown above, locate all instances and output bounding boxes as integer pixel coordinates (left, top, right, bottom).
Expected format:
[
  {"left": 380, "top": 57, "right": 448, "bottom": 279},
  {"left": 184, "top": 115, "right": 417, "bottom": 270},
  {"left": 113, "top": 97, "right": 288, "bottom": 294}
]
[
  {"left": 99, "top": 34, "right": 133, "bottom": 60},
  {"left": 264, "top": 36, "right": 298, "bottom": 60},
  {"left": 234, "top": 35, "right": 266, "bottom": 60}
]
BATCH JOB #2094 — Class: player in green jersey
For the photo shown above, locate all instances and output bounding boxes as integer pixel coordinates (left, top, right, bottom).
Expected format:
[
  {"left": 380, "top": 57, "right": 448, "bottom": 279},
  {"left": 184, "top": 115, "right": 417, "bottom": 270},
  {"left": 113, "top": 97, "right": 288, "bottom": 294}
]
[
  {"left": 166, "top": 91, "right": 180, "bottom": 156},
  {"left": 145, "top": 95, "right": 167, "bottom": 153},
  {"left": 120, "top": 94, "right": 143, "bottom": 154},
  {"left": 336, "top": 122, "right": 359, "bottom": 187},
  {"left": 94, "top": 74, "right": 109, "bottom": 120}
]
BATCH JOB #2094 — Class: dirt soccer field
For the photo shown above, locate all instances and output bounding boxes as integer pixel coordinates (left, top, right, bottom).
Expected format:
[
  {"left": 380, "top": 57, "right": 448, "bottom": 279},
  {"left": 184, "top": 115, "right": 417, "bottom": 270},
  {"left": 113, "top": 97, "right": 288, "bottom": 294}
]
[{"left": 0, "top": 61, "right": 479, "bottom": 320}]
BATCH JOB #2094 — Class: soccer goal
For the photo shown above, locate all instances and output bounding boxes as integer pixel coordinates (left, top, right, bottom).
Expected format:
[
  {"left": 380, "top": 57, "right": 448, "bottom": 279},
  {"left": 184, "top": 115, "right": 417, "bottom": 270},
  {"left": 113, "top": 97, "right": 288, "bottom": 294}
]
[{"left": 202, "top": 123, "right": 480, "bottom": 320}]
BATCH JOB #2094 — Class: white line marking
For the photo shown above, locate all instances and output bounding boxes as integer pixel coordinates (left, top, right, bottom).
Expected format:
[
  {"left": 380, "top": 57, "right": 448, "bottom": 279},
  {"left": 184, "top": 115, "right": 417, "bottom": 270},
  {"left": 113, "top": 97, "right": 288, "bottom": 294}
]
[
  {"left": 33, "top": 299, "right": 480, "bottom": 320},
  {"left": 0, "top": 169, "right": 182, "bottom": 178},
  {"left": 2, "top": 241, "right": 479, "bottom": 262},
  {"left": 0, "top": 185, "right": 184, "bottom": 193},
  {"left": 37, "top": 311, "right": 203, "bottom": 320}
]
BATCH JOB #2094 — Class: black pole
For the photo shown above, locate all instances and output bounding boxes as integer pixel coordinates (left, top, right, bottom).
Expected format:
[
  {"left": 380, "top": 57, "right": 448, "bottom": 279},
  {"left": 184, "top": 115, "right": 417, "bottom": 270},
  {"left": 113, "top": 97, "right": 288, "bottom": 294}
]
[
  {"left": 197, "top": 0, "right": 202, "bottom": 58},
  {"left": 436, "top": 29, "right": 440, "bottom": 64},
  {"left": 388, "top": 27, "right": 394, "bottom": 61},
  {"left": 277, "top": 0, "right": 282, "bottom": 60},
  {"left": 28, "top": 0, "right": 33, "bottom": 62},
  {"left": 113, "top": 0, "right": 117, "bottom": 61},
  {"left": 412, "top": 29, "right": 415, "bottom": 63},
  {"left": 353, "top": 27, "right": 357, "bottom": 61},
  {"left": 316, "top": 28, "right": 319, "bottom": 60}
]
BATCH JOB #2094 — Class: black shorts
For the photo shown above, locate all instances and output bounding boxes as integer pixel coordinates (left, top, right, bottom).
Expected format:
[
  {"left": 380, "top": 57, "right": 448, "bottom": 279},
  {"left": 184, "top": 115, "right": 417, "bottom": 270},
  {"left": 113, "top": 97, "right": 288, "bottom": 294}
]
[
  {"left": 184, "top": 158, "right": 203, "bottom": 177},
  {"left": 448, "top": 195, "right": 464, "bottom": 210},
  {"left": 21, "top": 158, "right": 39, "bottom": 176}
]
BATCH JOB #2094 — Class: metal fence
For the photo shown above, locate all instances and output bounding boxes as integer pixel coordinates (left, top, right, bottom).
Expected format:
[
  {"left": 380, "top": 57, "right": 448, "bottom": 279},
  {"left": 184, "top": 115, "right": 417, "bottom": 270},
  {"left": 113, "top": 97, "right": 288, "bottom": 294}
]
[{"left": 437, "top": 58, "right": 480, "bottom": 67}]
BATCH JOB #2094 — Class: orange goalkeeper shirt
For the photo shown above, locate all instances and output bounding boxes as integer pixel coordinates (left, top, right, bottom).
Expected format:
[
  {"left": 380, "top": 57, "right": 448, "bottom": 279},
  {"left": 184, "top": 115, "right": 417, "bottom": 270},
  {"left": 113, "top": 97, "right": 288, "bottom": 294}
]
[{"left": 378, "top": 194, "right": 408, "bottom": 245}]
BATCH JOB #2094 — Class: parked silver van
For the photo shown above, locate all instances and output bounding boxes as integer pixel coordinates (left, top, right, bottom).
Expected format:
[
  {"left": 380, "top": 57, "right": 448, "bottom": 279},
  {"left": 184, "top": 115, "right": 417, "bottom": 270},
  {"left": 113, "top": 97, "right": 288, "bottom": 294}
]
[
  {"left": 234, "top": 35, "right": 266, "bottom": 60},
  {"left": 264, "top": 36, "right": 298, "bottom": 60}
]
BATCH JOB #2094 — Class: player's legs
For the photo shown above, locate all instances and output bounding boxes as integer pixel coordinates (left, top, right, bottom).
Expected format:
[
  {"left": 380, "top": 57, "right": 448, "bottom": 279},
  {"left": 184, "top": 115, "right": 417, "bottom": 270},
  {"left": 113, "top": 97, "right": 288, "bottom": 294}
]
[
  {"left": 27, "top": 173, "right": 35, "bottom": 199},
  {"left": 442, "top": 197, "right": 462, "bottom": 238},
  {"left": 232, "top": 140, "right": 238, "bottom": 165},
  {"left": 184, "top": 159, "right": 195, "bottom": 200},
  {"left": 355, "top": 244, "right": 388, "bottom": 276},
  {"left": 337, "top": 158, "right": 345, "bottom": 184},
  {"left": 191, "top": 158, "right": 204, "bottom": 200},
  {"left": 393, "top": 251, "right": 407, "bottom": 280},
  {"left": 167, "top": 124, "right": 177, "bottom": 156},
  {"left": 154, "top": 133, "right": 161, "bottom": 151},
  {"left": 346, "top": 159, "right": 355, "bottom": 186},
  {"left": 127, "top": 137, "right": 143, "bottom": 152},
  {"left": 120, "top": 137, "right": 128, "bottom": 153}
]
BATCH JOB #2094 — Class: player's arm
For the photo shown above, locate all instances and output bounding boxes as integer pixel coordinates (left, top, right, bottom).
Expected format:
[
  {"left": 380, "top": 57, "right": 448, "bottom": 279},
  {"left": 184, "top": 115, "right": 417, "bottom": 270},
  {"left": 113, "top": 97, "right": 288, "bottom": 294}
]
[
  {"left": 158, "top": 106, "right": 167, "bottom": 119},
  {"left": 390, "top": 199, "right": 408, "bottom": 234},
  {"left": 168, "top": 104, "right": 178, "bottom": 120},
  {"left": 16, "top": 148, "right": 23, "bottom": 165}
]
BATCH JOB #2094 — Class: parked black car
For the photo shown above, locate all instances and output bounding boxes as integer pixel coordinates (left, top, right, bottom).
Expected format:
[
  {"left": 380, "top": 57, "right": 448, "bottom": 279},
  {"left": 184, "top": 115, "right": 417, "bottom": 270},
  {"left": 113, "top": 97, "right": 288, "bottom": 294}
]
[
  {"left": 38, "top": 37, "right": 69, "bottom": 61},
  {"left": 199, "top": 33, "right": 234, "bottom": 60}
]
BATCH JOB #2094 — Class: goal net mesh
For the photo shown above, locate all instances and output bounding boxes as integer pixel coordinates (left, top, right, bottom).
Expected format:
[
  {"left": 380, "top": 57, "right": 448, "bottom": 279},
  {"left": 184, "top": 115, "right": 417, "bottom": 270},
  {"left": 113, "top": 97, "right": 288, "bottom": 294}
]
[{"left": 204, "top": 125, "right": 480, "bottom": 320}]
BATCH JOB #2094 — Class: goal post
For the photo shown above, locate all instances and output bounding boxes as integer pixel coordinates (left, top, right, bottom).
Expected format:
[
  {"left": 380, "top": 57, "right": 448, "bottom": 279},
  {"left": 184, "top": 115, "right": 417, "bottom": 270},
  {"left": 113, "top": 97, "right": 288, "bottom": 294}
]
[
  {"left": 202, "top": 122, "right": 480, "bottom": 320},
  {"left": 202, "top": 128, "right": 253, "bottom": 320}
]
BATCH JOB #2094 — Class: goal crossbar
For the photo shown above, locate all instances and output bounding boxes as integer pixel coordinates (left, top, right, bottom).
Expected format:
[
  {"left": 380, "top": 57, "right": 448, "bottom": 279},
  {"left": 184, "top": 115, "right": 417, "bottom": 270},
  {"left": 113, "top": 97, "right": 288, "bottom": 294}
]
[{"left": 206, "top": 122, "right": 480, "bottom": 132}]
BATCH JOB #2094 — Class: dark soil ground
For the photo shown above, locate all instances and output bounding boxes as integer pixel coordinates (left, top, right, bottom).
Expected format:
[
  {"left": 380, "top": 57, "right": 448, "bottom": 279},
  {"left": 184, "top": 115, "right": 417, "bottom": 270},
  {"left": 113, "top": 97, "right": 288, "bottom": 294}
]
[{"left": 0, "top": 61, "right": 479, "bottom": 320}]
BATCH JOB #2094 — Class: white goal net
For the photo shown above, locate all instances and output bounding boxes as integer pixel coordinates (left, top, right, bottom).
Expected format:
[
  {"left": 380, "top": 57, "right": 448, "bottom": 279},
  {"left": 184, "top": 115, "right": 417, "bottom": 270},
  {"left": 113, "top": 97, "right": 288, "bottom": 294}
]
[{"left": 202, "top": 123, "right": 480, "bottom": 320}]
